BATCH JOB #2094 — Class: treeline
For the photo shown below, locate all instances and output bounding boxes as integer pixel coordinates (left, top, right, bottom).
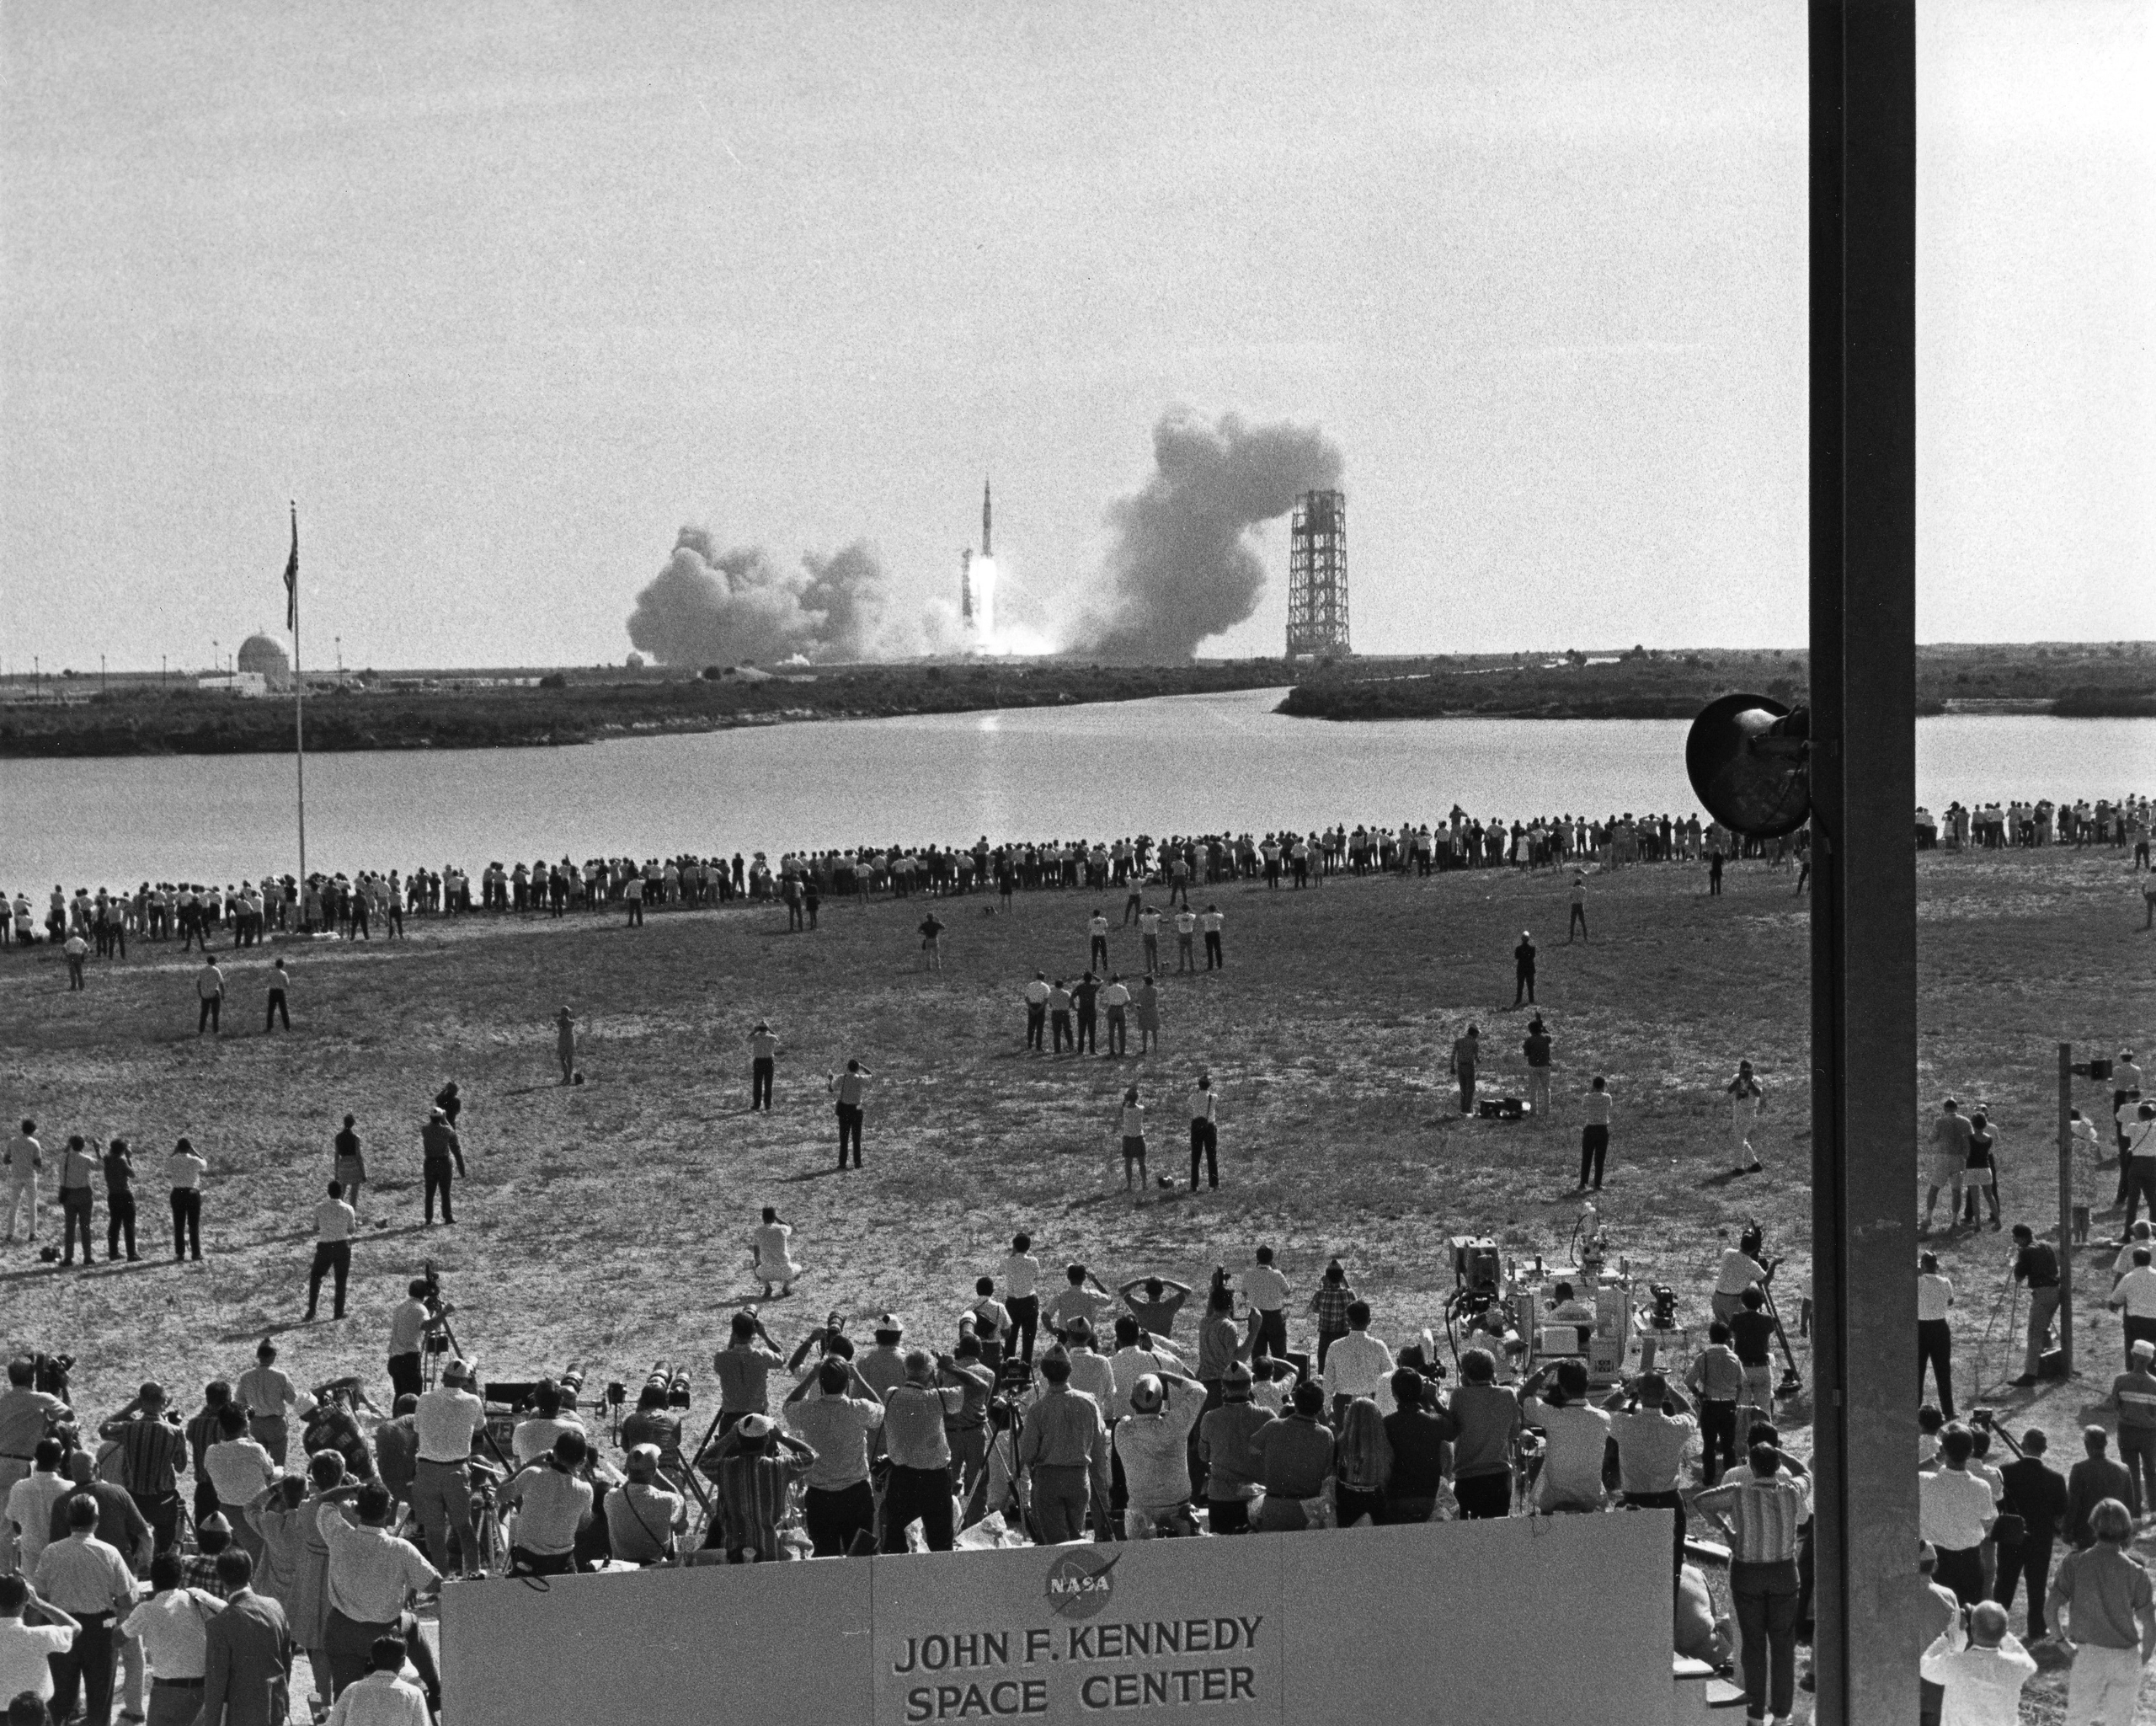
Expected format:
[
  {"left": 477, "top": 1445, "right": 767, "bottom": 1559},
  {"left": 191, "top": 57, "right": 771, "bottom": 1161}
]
[
  {"left": 1277, "top": 644, "right": 2156, "bottom": 722},
  {"left": 0, "top": 660, "right": 1299, "bottom": 757}
]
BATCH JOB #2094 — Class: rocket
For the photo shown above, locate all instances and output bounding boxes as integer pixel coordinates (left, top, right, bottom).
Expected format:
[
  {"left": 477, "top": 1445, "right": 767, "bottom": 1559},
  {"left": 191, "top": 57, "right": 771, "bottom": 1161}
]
[{"left": 982, "top": 477, "right": 992, "bottom": 559}]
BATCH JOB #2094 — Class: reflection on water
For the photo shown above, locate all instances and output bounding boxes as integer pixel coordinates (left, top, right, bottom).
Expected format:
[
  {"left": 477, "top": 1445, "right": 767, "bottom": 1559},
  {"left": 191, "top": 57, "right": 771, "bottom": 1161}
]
[{"left": 1, "top": 689, "right": 2147, "bottom": 889}]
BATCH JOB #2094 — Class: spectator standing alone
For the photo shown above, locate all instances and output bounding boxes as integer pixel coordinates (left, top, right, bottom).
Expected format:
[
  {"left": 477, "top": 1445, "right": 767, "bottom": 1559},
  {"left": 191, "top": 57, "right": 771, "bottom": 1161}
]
[
  {"left": 196, "top": 958, "right": 225, "bottom": 1036},
  {"left": 1511, "top": 931, "right": 1536, "bottom": 1007},
  {"left": 1449, "top": 1023, "right": 1481, "bottom": 1115},
  {"left": 750, "top": 1022, "right": 778, "bottom": 1112},
  {"left": 1578, "top": 1077, "right": 1612, "bottom": 1191},
  {"left": 2010, "top": 1224, "right": 2061, "bottom": 1386},
  {"left": 307, "top": 1184, "right": 355, "bottom": 1322},
  {"left": 264, "top": 959, "right": 291, "bottom": 1033},
  {"left": 1726, "top": 1061, "right": 1765, "bottom": 1176},
  {"left": 1566, "top": 873, "right": 1588, "bottom": 942},
  {"left": 419, "top": 1109, "right": 464, "bottom": 1226},
  {"left": 829, "top": 1061, "right": 871, "bottom": 1171},
  {"left": 333, "top": 1117, "right": 365, "bottom": 1218},
  {"left": 1523, "top": 1018, "right": 1552, "bottom": 1123},
  {"left": 1187, "top": 1077, "right": 1219, "bottom": 1191},
  {"left": 56, "top": 1136, "right": 97, "bottom": 1269},
  {"left": 1917, "top": 1253, "right": 1955, "bottom": 1417},
  {"left": 2, "top": 1120, "right": 38, "bottom": 1244},
  {"left": 168, "top": 1139, "right": 205, "bottom": 1262},
  {"left": 554, "top": 1007, "right": 577, "bottom": 1084}
]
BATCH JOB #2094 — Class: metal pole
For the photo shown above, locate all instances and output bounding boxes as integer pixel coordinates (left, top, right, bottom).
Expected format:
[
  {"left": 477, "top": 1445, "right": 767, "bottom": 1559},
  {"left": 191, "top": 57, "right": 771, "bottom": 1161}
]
[
  {"left": 2060, "top": 1042, "right": 2074, "bottom": 1374},
  {"left": 1809, "top": 3, "right": 1922, "bottom": 1720},
  {"left": 291, "top": 503, "right": 307, "bottom": 894}
]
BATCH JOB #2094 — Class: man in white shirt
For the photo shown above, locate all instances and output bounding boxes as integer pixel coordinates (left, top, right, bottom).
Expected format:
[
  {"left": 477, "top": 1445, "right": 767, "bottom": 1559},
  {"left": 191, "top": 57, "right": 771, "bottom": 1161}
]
[
  {"left": 328, "top": 1630, "right": 431, "bottom": 1726},
  {"left": 1198, "top": 905, "right": 1224, "bottom": 970},
  {"left": 1172, "top": 907, "right": 1198, "bottom": 972},
  {"left": 6, "top": 1442, "right": 71, "bottom": 1584},
  {"left": 409, "top": 1361, "right": 484, "bottom": 1577},
  {"left": 316, "top": 1482, "right": 440, "bottom": 1701},
  {"left": 1102, "top": 976, "right": 1132, "bottom": 1056},
  {"left": 1241, "top": 1248, "right": 1291, "bottom": 1360},
  {"left": 1919, "top": 1424, "right": 1998, "bottom": 1605},
  {"left": 1000, "top": 1235, "right": 1042, "bottom": 1365},
  {"left": 236, "top": 1339, "right": 312, "bottom": 1468},
  {"left": 308, "top": 1181, "right": 358, "bottom": 1322},
  {"left": 119, "top": 1550, "right": 223, "bottom": 1714},
  {"left": 2108, "top": 1246, "right": 2156, "bottom": 1365},
  {"left": 2, "top": 1119, "right": 40, "bottom": 1243},
  {"left": 2123, "top": 1103, "right": 2156, "bottom": 1229},
  {"left": 1919, "top": 1598, "right": 2034, "bottom": 1726},
  {"left": 1711, "top": 1243, "right": 1770, "bottom": 1324},
  {"left": 1108, "top": 1318, "right": 1184, "bottom": 1407},
  {"left": 1137, "top": 906, "right": 1161, "bottom": 973},
  {"left": 1023, "top": 973, "right": 1050, "bottom": 1052},
  {"left": 0, "top": 1572, "right": 79, "bottom": 1717},
  {"left": 1520, "top": 1358, "right": 1609, "bottom": 1513},
  {"left": 1321, "top": 1301, "right": 1396, "bottom": 1424},
  {"left": 203, "top": 1408, "right": 276, "bottom": 1564},
  {"left": 1087, "top": 913, "right": 1109, "bottom": 973},
  {"left": 195, "top": 959, "right": 225, "bottom": 1035}
]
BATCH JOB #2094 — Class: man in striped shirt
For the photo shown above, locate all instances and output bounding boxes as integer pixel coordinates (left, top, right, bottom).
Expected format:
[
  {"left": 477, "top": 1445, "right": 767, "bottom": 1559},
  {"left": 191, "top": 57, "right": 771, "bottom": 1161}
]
[
  {"left": 1692, "top": 1444, "right": 1810, "bottom": 1726},
  {"left": 709, "top": 1414, "right": 814, "bottom": 1563},
  {"left": 96, "top": 1383, "right": 187, "bottom": 1555}
]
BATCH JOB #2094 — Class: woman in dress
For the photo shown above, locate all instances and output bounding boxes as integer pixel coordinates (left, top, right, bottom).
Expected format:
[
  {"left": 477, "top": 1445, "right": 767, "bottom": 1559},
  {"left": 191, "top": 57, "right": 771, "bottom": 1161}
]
[{"left": 1135, "top": 978, "right": 1161, "bottom": 1055}]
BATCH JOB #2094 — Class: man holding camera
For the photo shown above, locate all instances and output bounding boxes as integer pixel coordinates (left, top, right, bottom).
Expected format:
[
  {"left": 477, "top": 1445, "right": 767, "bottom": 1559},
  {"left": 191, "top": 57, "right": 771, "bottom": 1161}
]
[
  {"left": 500, "top": 1431, "right": 595, "bottom": 1578},
  {"left": 98, "top": 1382, "right": 188, "bottom": 1556},
  {"left": 1016, "top": 1346, "right": 1110, "bottom": 1544},
  {"left": 385, "top": 1280, "right": 438, "bottom": 1403},
  {"left": 604, "top": 1445, "right": 686, "bottom": 1566},
  {"left": 1604, "top": 1371, "right": 1698, "bottom": 1570},
  {"left": 783, "top": 1355, "right": 885, "bottom": 1558}
]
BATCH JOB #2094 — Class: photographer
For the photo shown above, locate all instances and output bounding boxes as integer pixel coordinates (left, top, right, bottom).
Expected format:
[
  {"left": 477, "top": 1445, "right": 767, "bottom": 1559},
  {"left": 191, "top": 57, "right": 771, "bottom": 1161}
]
[
  {"left": 1380, "top": 1365, "right": 1456, "bottom": 1526},
  {"left": 703, "top": 1416, "right": 814, "bottom": 1564},
  {"left": 878, "top": 1351, "right": 968, "bottom": 1554},
  {"left": 1113, "top": 1369, "right": 1206, "bottom": 1540},
  {"left": 385, "top": 1280, "right": 439, "bottom": 1403},
  {"left": 782, "top": 1355, "right": 884, "bottom": 1558},
  {"left": 1917, "top": 1599, "right": 2034, "bottom": 1726},
  {"left": 714, "top": 1311, "right": 785, "bottom": 1437},
  {"left": 2009, "top": 1225, "right": 2061, "bottom": 1387},
  {"left": 510, "top": 1381, "right": 584, "bottom": 1466},
  {"left": 410, "top": 1361, "right": 486, "bottom": 1577},
  {"left": 500, "top": 1431, "right": 596, "bottom": 1578},
  {"left": 1602, "top": 1370, "right": 1698, "bottom": 1569},
  {"left": 603, "top": 1445, "right": 686, "bottom": 1567},
  {"left": 316, "top": 1482, "right": 439, "bottom": 1704}
]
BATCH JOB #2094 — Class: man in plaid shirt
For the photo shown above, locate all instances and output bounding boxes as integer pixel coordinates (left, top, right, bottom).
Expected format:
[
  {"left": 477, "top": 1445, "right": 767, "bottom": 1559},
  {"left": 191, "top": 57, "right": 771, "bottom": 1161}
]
[
  {"left": 182, "top": 1511, "right": 238, "bottom": 1599},
  {"left": 1307, "top": 1260, "right": 1356, "bottom": 1371},
  {"left": 709, "top": 1414, "right": 814, "bottom": 1563},
  {"left": 97, "top": 1381, "right": 189, "bottom": 1554}
]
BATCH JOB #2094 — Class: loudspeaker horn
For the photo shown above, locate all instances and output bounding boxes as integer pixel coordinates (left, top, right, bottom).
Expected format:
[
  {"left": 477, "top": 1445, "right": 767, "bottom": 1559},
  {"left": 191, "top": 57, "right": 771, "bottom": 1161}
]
[{"left": 1684, "top": 692, "right": 1812, "bottom": 838}]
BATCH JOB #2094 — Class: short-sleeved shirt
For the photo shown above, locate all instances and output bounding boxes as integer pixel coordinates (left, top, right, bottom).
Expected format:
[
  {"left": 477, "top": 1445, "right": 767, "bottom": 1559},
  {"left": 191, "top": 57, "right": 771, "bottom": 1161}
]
[
  {"left": 1001, "top": 1254, "right": 1041, "bottom": 1300},
  {"left": 1242, "top": 1265, "right": 1290, "bottom": 1312},
  {"left": 882, "top": 1385, "right": 963, "bottom": 1470},
  {"left": 1917, "top": 1274, "right": 1954, "bottom": 1322},
  {"left": 2050, "top": 1545, "right": 2154, "bottom": 1650},
  {"left": 414, "top": 1387, "right": 484, "bottom": 1464},
  {"left": 120, "top": 1588, "right": 222, "bottom": 1679},
  {"left": 0, "top": 1619, "right": 73, "bottom": 1702},
  {"left": 317, "top": 1504, "right": 440, "bottom": 1622},
  {"left": 715, "top": 1345, "right": 783, "bottom": 1415},
  {"left": 316, "top": 1198, "right": 356, "bottom": 1242},
  {"left": 205, "top": 1437, "right": 275, "bottom": 1505},
  {"left": 1448, "top": 1384, "right": 1524, "bottom": 1479},
  {"left": 1251, "top": 1415, "right": 1334, "bottom": 1499},
  {"left": 785, "top": 1392, "right": 883, "bottom": 1491},
  {"left": 1608, "top": 1409, "right": 1697, "bottom": 1494},
  {"left": 501, "top": 1466, "right": 591, "bottom": 1556},
  {"left": 2113, "top": 1267, "right": 2156, "bottom": 1319},
  {"left": 387, "top": 1298, "right": 431, "bottom": 1355},
  {"left": 169, "top": 1152, "right": 207, "bottom": 1189}
]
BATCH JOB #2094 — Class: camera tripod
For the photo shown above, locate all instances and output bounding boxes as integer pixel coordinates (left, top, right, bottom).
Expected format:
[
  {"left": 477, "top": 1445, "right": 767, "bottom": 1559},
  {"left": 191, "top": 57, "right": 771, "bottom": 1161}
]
[{"left": 1758, "top": 1278, "right": 1806, "bottom": 1397}]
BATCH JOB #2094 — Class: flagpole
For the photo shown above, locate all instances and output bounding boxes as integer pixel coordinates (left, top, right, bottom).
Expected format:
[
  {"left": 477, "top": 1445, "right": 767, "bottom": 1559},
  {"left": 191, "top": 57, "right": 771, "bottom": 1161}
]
[{"left": 290, "top": 501, "right": 307, "bottom": 900}]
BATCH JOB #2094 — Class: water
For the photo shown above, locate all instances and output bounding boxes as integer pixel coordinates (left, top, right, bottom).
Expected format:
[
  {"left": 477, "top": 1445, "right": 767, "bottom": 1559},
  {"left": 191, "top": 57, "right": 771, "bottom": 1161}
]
[{"left": 1, "top": 690, "right": 2148, "bottom": 888}]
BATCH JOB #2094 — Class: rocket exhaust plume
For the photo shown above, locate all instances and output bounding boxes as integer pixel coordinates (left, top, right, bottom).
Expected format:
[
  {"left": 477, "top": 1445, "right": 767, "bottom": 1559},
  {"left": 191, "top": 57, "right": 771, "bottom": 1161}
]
[
  {"left": 1073, "top": 409, "right": 1343, "bottom": 661},
  {"left": 626, "top": 529, "right": 891, "bottom": 665}
]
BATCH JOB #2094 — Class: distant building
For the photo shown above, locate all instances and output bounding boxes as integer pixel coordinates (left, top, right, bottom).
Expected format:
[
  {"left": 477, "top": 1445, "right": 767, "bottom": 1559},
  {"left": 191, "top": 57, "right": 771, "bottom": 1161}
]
[
  {"left": 198, "top": 672, "right": 269, "bottom": 698},
  {"left": 237, "top": 633, "right": 291, "bottom": 689}
]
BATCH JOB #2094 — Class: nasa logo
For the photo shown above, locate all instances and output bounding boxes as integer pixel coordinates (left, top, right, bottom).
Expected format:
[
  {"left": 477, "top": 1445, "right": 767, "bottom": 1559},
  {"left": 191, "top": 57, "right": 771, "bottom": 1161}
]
[{"left": 1043, "top": 1547, "right": 1119, "bottom": 1620}]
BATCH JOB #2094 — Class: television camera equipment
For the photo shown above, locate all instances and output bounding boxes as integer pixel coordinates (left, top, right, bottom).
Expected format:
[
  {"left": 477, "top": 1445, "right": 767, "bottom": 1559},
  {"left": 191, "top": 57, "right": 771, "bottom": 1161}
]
[
  {"left": 415, "top": 1261, "right": 467, "bottom": 1392},
  {"left": 1737, "top": 1220, "right": 1806, "bottom": 1397},
  {"left": 1967, "top": 1407, "right": 2025, "bottom": 1461}
]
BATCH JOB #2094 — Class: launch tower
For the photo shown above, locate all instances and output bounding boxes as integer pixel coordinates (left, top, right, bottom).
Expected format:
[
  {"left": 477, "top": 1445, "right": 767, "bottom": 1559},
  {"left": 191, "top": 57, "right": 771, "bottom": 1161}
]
[{"left": 1286, "top": 489, "right": 1349, "bottom": 657}]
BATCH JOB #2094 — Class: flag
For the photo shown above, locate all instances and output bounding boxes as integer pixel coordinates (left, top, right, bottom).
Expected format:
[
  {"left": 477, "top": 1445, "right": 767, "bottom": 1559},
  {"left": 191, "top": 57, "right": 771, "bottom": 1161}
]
[{"left": 283, "top": 505, "right": 299, "bottom": 632}]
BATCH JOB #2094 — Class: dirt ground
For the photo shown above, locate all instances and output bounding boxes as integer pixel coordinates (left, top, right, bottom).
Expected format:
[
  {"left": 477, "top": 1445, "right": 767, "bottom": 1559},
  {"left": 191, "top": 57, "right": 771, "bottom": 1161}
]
[{"left": 3, "top": 843, "right": 2151, "bottom": 1721}]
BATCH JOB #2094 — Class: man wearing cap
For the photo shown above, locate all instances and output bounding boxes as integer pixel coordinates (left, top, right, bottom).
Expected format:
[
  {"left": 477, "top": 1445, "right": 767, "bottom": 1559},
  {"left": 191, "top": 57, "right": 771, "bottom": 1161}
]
[
  {"left": 1114, "top": 1368, "right": 1208, "bottom": 1539},
  {"left": 99, "top": 1383, "right": 188, "bottom": 1556},
  {"left": 2009, "top": 1224, "right": 2062, "bottom": 1387},
  {"left": 408, "top": 1361, "right": 483, "bottom": 1577},
  {"left": 782, "top": 1357, "right": 884, "bottom": 1557},
  {"left": 1198, "top": 1364, "right": 1273, "bottom": 1534},
  {"left": 2112, "top": 1341, "right": 2156, "bottom": 1517},
  {"left": 419, "top": 1108, "right": 464, "bottom": 1226},
  {"left": 1016, "top": 1348, "right": 1108, "bottom": 1544},
  {"left": 1923, "top": 1098, "right": 1973, "bottom": 1235},
  {"left": 705, "top": 1413, "right": 814, "bottom": 1563},
  {"left": 878, "top": 1352, "right": 967, "bottom": 1553},
  {"left": 599, "top": 1440, "right": 680, "bottom": 1562}
]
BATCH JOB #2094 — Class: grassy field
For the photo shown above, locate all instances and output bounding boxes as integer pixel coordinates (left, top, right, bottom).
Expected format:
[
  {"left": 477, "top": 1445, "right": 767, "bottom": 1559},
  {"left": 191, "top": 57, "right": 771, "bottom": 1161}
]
[{"left": 3, "top": 844, "right": 2150, "bottom": 1720}]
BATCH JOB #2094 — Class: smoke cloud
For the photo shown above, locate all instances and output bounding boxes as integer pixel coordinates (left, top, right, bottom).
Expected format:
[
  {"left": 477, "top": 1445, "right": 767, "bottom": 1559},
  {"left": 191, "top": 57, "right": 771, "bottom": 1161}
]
[
  {"left": 626, "top": 529, "right": 892, "bottom": 666},
  {"left": 1072, "top": 410, "right": 1343, "bottom": 661}
]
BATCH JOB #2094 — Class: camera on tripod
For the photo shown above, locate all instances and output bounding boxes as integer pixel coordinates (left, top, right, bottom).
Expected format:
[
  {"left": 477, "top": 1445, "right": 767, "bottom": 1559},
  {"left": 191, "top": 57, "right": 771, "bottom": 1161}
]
[{"left": 1451, "top": 1235, "right": 1500, "bottom": 1297}]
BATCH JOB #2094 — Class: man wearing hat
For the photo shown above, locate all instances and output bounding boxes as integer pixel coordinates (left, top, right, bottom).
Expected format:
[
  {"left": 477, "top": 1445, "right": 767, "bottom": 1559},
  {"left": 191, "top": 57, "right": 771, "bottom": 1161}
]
[
  {"left": 408, "top": 1360, "right": 483, "bottom": 1577},
  {"left": 1115, "top": 1368, "right": 1208, "bottom": 1538},
  {"left": 605, "top": 1446, "right": 686, "bottom": 1567},
  {"left": 2112, "top": 1339, "right": 2156, "bottom": 1517},
  {"left": 1197, "top": 1363, "right": 1272, "bottom": 1534},
  {"left": 706, "top": 1414, "right": 814, "bottom": 1563},
  {"left": 419, "top": 1107, "right": 464, "bottom": 1226},
  {"left": 1015, "top": 1348, "right": 1108, "bottom": 1544}
]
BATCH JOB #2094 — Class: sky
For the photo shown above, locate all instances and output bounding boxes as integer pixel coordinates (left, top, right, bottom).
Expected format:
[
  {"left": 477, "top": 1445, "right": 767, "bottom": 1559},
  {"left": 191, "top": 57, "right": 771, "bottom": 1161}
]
[{"left": 3, "top": 0, "right": 2150, "bottom": 671}]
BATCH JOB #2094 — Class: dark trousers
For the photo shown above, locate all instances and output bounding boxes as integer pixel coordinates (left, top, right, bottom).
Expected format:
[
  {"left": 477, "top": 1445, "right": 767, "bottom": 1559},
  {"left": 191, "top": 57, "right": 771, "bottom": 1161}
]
[
  {"left": 1934, "top": 1543, "right": 1984, "bottom": 1606},
  {"left": 1052, "top": 1013, "right": 1072, "bottom": 1052},
  {"left": 1578, "top": 1125, "right": 1609, "bottom": 1189},
  {"left": 325, "top": 1607, "right": 440, "bottom": 1703},
  {"left": 2127, "top": 1158, "right": 2156, "bottom": 1228},
  {"left": 388, "top": 1352, "right": 424, "bottom": 1400},
  {"left": 107, "top": 1192, "right": 136, "bottom": 1258},
  {"left": 308, "top": 1239, "right": 352, "bottom": 1317},
  {"left": 170, "top": 1187, "right": 200, "bottom": 1258},
  {"left": 61, "top": 1187, "right": 94, "bottom": 1261},
  {"left": 1512, "top": 967, "right": 1535, "bottom": 1006},
  {"left": 1993, "top": 1536, "right": 2054, "bottom": 1636},
  {"left": 880, "top": 1462, "right": 955, "bottom": 1552},
  {"left": 1456, "top": 1068, "right": 1476, "bottom": 1113},
  {"left": 198, "top": 995, "right": 221, "bottom": 1032},
  {"left": 131, "top": 1488, "right": 181, "bottom": 1554},
  {"left": 1204, "top": 932, "right": 1222, "bottom": 969},
  {"left": 265, "top": 988, "right": 289, "bottom": 1029},
  {"left": 1026, "top": 1006, "right": 1045, "bottom": 1050},
  {"left": 1918, "top": 1317, "right": 1955, "bottom": 1416},
  {"left": 48, "top": 1608, "right": 115, "bottom": 1726},
  {"left": 1091, "top": 938, "right": 1108, "bottom": 969},
  {"left": 2120, "top": 1425, "right": 2156, "bottom": 1515},
  {"left": 424, "top": 1159, "right": 455, "bottom": 1222},
  {"left": 1207, "top": 1497, "right": 1250, "bottom": 1533},
  {"left": 1700, "top": 1400, "right": 1738, "bottom": 1483},
  {"left": 1107, "top": 1013, "right": 1126, "bottom": 1055},
  {"left": 1030, "top": 1464, "right": 1093, "bottom": 1544},
  {"left": 751, "top": 1057, "right": 773, "bottom": 1109},
  {"left": 1075, "top": 1013, "right": 1096, "bottom": 1054},
  {"left": 805, "top": 1482, "right": 876, "bottom": 1557},
  {"left": 835, "top": 1104, "right": 862, "bottom": 1168},
  {"left": 1731, "top": 1559, "right": 1801, "bottom": 1720},
  {"left": 1006, "top": 1295, "right": 1040, "bottom": 1363},
  {"left": 627, "top": 899, "right": 643, "bottom": 924},
  {"left": 1567, "top": 906, "right": 1588, "bottom": 940},
  {"left": 1189, "top": 1120, "right": 1218, "bottom": 1189},
  {"left": 1453, "top": 1472, "right": 1513, "bottom": 1519},
  {"left": 1257, "top": 1310, "right": 1288, "bottom": 1360}
]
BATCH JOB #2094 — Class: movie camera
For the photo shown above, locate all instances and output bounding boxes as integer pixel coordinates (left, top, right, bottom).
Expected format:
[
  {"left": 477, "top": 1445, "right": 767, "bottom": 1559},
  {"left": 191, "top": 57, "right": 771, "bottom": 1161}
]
[{"left": 1967, "top": 1407, "right": 2025, "bottom": 1460}]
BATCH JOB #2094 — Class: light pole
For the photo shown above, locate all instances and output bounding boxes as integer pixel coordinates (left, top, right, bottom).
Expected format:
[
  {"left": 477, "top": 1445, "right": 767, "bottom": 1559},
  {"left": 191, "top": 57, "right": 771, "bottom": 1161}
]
[{"left": 212, "top": 639, "right": 219, "bottom": 680}]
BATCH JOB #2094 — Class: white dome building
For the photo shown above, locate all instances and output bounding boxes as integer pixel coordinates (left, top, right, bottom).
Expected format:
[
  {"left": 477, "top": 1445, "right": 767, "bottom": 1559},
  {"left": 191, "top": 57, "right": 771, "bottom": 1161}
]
[{"left": 236, "top": 632, "right": 291, "bottom": 689}]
